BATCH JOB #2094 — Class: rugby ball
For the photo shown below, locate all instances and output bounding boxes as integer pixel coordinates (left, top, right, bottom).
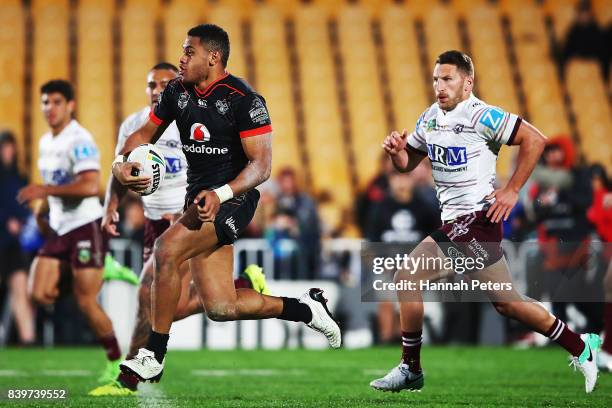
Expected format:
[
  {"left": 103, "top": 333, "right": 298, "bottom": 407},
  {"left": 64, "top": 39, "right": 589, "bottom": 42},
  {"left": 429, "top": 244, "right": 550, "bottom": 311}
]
[{"left": 127, "top": 144, "right": 166, "bottom": 196}]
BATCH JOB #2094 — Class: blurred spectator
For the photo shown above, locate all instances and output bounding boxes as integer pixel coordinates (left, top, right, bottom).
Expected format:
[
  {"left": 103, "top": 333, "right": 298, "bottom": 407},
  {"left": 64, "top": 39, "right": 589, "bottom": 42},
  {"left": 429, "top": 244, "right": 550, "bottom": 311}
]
[
  {"left": 243, "top": 180, "right": 276, "bottom": 238},
  {"left": 560, "top": 0, "right": 609, "bottom": 80},
  {"left": 365, "top": 171, "right": 440, "bottom": 344},
  {"left": 410, "top": 160, "right": 439, "bottom": 210},
  {"left": 528, "top": 137, "right": 601, "bottom": 333},
  {"left": 274, "top": 167, "right": 321, "bottom": 279},
  {"left": 0, "top": 131, "right": 35, "bottom": 345},
  {"left": 365, "top": 172, "right": 440, "bottom": 243},
  {"left": 355, "top": 153, "right": 394, "bottom": 234},
  {"left": 265, "top": 208, "right": 301, "bottom": 279},
  {"left": 587, "top": 164, "right": 612, "bottom": 243}
]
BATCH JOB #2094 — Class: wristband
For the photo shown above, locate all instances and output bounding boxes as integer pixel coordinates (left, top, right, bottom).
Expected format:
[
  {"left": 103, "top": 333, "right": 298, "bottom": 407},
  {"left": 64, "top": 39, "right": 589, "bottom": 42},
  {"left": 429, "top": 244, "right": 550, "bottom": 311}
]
[
  {"left": 213, "top": 184, "right": 234, "bottom": 203},
  {"left": 112, "top": 154, "right": 126, "bottom": 166}
]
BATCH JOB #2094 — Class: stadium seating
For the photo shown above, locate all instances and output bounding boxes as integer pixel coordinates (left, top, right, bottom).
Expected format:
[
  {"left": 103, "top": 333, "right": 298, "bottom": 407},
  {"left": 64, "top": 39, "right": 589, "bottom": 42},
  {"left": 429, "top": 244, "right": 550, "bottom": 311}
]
[
  {"left": 76, "top": 0, "right": 115, "bottom": 188},
  {"left": 120, "top": 0, "right": 157, "bottom": 120},
  {"left": 379, "top": 3, "right": 428, "bottom": 134},
  {"left": 337, "top": 4, "right": 388, "bottom": 189},
  {"left": 250, "top": 4, "right": 301, "bottom": 179},
  {"left": 206, "top": 4, "right": 248, "bottom": 80},
  {"left": 15, "top": 0, "right": 612, "bottom": 235},
  {"left": 164, "top": 0, "right": 204, "bottom": 65},
  {"left": 294, "top": 3, "right": 352, "bottom": 207},
  {"left": 422, "top": 3, "right": 462, "bottom": 63},
  {"left": 0, "top": 0, "right": 25, "bottom": 170},
  {"left": 566, "top": 59, "right": 612, "bottom": 172},
  {"left": 31, "top": 0, "right": 70, "bottom": 183},
  {"left": 545, "top": 0, "right": 577, "bottom": 42},
  {"left": 465, "top": 3, "right": 521, "bottom": 179},
  {"left": 506, "top": 1, "right": 571, "bottom": 138}
]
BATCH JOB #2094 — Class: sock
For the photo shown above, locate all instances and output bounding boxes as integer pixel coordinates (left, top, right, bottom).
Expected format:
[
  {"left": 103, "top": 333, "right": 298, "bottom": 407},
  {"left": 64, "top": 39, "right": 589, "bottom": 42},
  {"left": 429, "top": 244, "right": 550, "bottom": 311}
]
[
  {"left": 146, "top": 331, "right": 170, "bottom": 364},
  {"left": 401, "top": 330, "right": 422, "bottom": 373},
  {"left": 117, "top": 372, "right": 139, "bottom": 391},
  {"left": 603, "top": 303, "right": 612, "bottom": 353},
  {"left": 99, "top": 333, "right": 121, "bottom": 361},
  {"left": 277, "top": 297, "right": 312, "bottom": 323},
  {"left": 545, "top": 318, "right": 584, "bottom": 357}
]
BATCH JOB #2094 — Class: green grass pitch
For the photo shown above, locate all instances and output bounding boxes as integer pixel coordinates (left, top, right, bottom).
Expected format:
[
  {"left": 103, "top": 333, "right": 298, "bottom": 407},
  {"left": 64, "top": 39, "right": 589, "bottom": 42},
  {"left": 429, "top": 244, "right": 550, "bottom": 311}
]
[{"left": 0, "top": 346, "right": 610, "bottom": 407}]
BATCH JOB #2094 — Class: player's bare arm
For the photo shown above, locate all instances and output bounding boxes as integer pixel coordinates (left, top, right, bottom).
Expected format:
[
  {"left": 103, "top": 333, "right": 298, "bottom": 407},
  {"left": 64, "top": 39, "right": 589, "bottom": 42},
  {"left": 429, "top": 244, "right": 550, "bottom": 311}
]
[
  {"left": 17, "top": 170, "right": 100, "bottom": 204},
  {"left": 101, "top": 170, "right": 129, "bottom": 236},
  {"left": 112, "top": 119, "right": 170, "bottom": 191},
  {"left": 382, "top": 129, "right": 425, "bottom": 173},
  {"left": 486, "top": 120, "right": 547, "bottom": 223},
  {"left": 193, "top": 132, "right": 272, "bottom": 222}
]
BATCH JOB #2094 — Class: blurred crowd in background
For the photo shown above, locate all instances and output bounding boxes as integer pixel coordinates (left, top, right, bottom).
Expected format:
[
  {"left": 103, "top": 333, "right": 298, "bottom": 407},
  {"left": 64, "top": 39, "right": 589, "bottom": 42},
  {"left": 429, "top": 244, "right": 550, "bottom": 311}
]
[{"left": 1, "top": 0, "right": 611, "bottom": 348}]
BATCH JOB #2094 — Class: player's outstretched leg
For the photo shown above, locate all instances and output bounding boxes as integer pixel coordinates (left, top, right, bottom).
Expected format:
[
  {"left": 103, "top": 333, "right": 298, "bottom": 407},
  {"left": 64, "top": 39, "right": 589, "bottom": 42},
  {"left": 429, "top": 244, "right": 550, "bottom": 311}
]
[
  {"left": 481, "top": 258, "right": 602, "bottom": 393},
  {"left": 72, "top": 266, "right": 122, "bottom": 384},
  {"left": 370, "top": 301, "right": 425, "bottom": 393},
  {"left": 120, "top": 220, "right": 340, "bottom": 383},
  {"left": 370, "top": 237, "right": 447, "bottom": 393}
]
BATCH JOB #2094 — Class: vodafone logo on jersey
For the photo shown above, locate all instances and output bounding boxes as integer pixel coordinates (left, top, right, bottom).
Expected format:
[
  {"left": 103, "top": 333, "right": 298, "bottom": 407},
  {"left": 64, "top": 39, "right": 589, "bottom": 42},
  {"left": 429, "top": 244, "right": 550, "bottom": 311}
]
[
  {"left": 185, "top": 122, "right": 228, "bottom": 155},
  {"left": 190, "top": 123, "right": 211, "bottom": 143}
]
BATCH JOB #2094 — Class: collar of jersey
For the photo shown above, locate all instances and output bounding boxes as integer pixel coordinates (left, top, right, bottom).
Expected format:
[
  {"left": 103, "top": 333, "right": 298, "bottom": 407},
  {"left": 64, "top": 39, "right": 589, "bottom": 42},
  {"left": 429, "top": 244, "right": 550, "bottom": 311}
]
[
  {"left": 193, "top": 71, "right": 230, "bottom": 97},
  {"left": 51, "top": 119, "right": 77, "bottom": 138}
]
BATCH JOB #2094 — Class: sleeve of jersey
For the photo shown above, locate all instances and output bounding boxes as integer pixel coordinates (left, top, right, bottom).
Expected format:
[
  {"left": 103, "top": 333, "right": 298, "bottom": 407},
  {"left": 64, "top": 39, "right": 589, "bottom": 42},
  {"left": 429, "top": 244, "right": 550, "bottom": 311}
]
[
  {"left": 70, "top": 137, "right": 101, "bottom": 174},
  {"left": 150, "top": 82, "right": 177, "bottom": 125},
  {"left": 405, "top": 117, "right": 428, "bottom": 156},
  {"left": 235, "top": 93, "right": 273, "bottom": 138},
  {"left": 473, "top": 106, "right": 522, "bottom": 146}
]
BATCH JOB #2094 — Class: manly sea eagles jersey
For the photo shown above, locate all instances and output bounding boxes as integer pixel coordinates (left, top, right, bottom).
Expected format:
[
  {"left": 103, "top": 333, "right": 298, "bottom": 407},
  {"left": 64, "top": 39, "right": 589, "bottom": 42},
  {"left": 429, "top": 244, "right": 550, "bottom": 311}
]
[
  {"left": 149, "top": 72, "right": 273, "bottom": 197},
  {"left": 406, "top": 94, "right": 522, "bottom": 221},
  {"left": 117, "top": 107, "right": 187, "bottom": 220},
  {"left": 38, "top": 120, "right": 103, "bottom": 235}
]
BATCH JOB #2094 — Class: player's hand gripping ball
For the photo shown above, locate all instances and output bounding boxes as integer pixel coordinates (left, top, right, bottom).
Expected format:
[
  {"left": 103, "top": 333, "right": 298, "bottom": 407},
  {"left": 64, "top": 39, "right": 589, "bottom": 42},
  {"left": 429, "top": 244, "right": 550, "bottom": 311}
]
[{"left": 126, "top": 144, "right": 166, "bottom": 196}]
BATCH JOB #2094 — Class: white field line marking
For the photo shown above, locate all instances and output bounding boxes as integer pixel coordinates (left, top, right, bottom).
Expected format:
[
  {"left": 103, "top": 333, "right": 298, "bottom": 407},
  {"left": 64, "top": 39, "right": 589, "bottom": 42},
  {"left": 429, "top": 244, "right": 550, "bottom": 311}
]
[
  {"left": 41, "top": 369, "right": 92, "bottom": 377},
  {"left": 0, "top": 369, "right": 27, "bottom": 376},
  {"left": 191, "top": 369, "right": 306, "bottom": 377},
  {"left": 0, "top": 369, "right": 92, "bottom": 377},
  {"left": 138, "top": 383, "right": 172, "bottom": 408}
]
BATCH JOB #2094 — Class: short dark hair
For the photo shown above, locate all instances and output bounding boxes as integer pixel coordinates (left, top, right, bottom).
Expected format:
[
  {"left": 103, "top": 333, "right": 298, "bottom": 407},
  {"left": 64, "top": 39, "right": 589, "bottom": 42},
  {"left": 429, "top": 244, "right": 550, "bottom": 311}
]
[
  {"left": 40, "top": 79, "right": 75, "bottom": 101},
  {"left": 151, "top": 62, "right": 179, "bottom": 73},
  {"left": 0, "top": 130, "right": 16, "bottom": 146},
  {"left": 187, "top": 24, "right": 230, "bottom": 67},
  {"left": 436, "top": 50, "right": 474, "bottom": 77}
]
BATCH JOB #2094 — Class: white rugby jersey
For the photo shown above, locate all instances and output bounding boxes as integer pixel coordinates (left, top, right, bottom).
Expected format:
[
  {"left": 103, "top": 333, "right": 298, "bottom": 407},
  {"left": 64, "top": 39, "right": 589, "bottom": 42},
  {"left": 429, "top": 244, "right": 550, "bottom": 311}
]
[
  {"left": 406, "top": 94, "right": 522, "bottom": 221},
  {"left": 38, "top": 120, "right": 103, "bottom": 235},
  {"left": 117, "top": 107, "right": 187, "bottom": 220}
]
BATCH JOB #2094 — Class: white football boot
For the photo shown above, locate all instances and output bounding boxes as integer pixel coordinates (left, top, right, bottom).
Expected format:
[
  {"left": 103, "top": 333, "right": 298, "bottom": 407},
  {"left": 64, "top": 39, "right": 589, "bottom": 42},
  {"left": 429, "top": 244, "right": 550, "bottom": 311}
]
[
  {"left": 119, "top": 348, "right": 164, "bottom": 383},
  {"left": 568, "top": 333, "right": 602, "bottom": 393},
  {"left": 299, "top": 288, "right": 341, "bottom": 348},
  {"left": 370, "top": 364, "right": 424, "bottom": 392}
]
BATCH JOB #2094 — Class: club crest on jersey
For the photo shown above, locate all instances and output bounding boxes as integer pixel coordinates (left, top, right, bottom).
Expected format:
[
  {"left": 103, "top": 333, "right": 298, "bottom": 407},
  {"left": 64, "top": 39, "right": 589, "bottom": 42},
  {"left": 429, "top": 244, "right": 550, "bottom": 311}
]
[
  {"left": 479, "top": 107, "right": 505, "bottom": 131},
  {"left": 426, "top": 119, "right": 437, "bottom": 132},
  {"left": 190, "top": 123, "right": 211, "bottom": 143},
  {"left": 453, "top": 124, "right": 464, "bottom": 134},
  {"left": 427, "top": 144, "right": 467, "bottom": 166},
  {"left": 198, "top": 98, "right": 207, "bottom": 108},
  {"left": 216, "top": 99, "right": 229, "bottom": 115},
  {"left": 178, "top": 92, "right": 189, "bottom": 109}
]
